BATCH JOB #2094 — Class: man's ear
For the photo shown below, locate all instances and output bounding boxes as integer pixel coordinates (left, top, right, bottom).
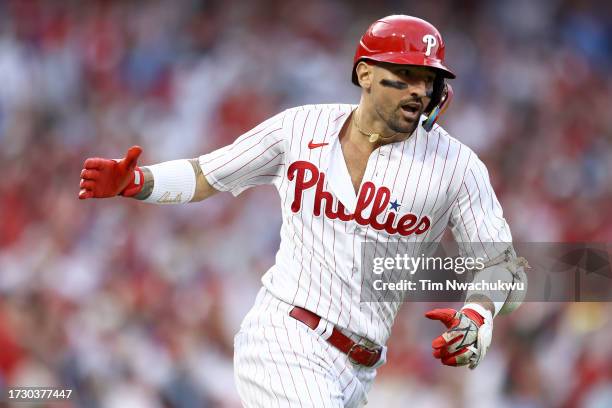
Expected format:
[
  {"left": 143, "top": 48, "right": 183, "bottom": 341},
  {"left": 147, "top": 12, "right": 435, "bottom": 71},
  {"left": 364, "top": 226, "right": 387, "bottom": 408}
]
[{"left": 356, "top": 61, "right": 373, "bottom": 90}]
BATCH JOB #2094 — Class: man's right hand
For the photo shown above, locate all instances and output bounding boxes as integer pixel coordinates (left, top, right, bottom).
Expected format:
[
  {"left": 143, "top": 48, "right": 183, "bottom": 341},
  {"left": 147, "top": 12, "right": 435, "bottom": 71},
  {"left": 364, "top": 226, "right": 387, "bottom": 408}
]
[{"left": 79, "top": 146, "right": 143, "bottom": 199}]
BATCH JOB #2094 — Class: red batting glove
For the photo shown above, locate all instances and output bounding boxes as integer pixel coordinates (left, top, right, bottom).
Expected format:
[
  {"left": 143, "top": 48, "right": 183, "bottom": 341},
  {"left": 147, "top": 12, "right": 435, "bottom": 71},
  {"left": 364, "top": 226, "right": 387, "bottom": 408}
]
[
  {"left": 425, "top": 308, "right": 486, "bottom": 367},
  {"left": 78, "top": 146, "right": 144, "bottom": 200}
]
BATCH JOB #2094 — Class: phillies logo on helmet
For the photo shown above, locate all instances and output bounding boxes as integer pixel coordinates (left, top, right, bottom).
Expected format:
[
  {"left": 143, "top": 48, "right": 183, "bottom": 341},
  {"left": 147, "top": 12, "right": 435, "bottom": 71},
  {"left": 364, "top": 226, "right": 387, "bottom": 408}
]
[
  {"left": 287, "top": 160, "right": 431, "bottom": 236},
  {"left": 351, "top": 15, "right": 456, "bottom": 85},
  {"left": 422, "top": 34, "right": 437, "bottom": 56}
]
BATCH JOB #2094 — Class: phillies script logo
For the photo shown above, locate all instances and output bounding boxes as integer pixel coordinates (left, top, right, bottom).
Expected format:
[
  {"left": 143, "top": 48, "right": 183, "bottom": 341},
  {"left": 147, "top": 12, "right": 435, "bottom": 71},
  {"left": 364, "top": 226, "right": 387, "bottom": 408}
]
[{"left": 287, "top": 161, "right": 430, "bottom": 236}]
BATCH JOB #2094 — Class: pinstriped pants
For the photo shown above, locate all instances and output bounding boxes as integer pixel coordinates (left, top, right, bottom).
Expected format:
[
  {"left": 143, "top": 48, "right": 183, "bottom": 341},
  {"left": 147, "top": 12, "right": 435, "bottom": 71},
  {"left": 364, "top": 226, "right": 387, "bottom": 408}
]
[{"left": 234, "top": 287, "right": 383, "bottom": 407}]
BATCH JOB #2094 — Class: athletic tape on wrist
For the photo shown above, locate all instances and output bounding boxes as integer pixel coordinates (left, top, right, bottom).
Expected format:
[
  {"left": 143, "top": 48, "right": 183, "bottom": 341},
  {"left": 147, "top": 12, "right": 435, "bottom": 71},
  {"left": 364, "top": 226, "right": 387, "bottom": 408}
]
[
  {"left": 465, "top": 261, "right": 515, "bottom": 317},
  {"left": 142, "top": 159, "right": 196, "bottom": 204}
]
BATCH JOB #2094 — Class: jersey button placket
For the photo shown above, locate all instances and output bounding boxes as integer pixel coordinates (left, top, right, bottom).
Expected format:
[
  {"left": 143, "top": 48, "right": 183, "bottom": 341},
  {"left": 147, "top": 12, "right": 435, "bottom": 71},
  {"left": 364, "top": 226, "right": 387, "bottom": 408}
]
[{"left": 374, "top": 145, "right": 388, "bottom": 178}]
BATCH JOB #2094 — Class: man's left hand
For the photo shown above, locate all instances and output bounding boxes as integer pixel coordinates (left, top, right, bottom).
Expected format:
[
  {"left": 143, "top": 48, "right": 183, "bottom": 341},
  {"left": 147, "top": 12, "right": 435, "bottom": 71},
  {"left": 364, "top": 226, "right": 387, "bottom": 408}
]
[{"left": 425, "top": 307, "right": 493, "bottom": 369}]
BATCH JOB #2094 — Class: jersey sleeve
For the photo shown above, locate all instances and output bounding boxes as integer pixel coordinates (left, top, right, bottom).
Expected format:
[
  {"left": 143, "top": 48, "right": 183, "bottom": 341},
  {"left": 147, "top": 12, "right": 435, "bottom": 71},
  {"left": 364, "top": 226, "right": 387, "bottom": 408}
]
[
  {"left": 199, "top": 110, "right": 287, "bottom": 196},
  {"left": 448, "top": 154, "right": 512, "bottom": 263}
]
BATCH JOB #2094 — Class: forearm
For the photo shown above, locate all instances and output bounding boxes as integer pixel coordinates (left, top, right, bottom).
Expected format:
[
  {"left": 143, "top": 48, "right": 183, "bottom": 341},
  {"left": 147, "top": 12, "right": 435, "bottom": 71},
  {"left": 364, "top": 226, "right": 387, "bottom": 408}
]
[
  {"left": 133, "top": 166, "right": 155, "bottom": 200},
  {"left": 133, "top": 158, "right": 219, "bottom": 203},
  {"left": 464, "top": 247, "right": 529, "bottom": 317}
]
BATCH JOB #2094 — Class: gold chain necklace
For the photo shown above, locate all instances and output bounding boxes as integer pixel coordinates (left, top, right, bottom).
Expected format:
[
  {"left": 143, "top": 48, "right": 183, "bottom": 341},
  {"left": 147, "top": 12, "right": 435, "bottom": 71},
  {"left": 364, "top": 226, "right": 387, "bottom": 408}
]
[{"left": 352, "top": 109, "right": 399, "bottom": 143}]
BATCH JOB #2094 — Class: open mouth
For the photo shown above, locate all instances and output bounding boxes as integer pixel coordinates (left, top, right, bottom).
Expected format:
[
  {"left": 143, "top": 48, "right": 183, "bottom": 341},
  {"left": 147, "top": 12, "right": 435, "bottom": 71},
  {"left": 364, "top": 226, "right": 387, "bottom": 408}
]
[{"left": 401, "top": 103, "right": 421, "bottom": 115}]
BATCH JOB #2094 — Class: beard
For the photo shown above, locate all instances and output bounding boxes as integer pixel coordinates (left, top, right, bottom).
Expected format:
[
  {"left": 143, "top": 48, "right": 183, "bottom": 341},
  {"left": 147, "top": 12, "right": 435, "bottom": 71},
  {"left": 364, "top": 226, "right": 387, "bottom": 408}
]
[{"left": 380, "top": 105, "right": 424, "bottom": 135}]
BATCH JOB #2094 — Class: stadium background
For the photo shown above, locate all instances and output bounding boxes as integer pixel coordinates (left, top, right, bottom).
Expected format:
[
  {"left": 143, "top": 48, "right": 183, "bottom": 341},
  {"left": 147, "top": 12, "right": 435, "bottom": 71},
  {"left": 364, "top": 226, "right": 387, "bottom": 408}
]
[{"left": 0, "top": 0, "right": 611, "bottom": 406}]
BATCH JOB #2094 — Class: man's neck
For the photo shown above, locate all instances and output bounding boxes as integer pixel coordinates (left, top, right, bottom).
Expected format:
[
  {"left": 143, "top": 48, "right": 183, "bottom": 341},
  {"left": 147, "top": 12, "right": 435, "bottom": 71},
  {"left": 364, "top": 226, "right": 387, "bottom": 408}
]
[{"left": 349, "top": 106, "right": 417, "bottom": 150}]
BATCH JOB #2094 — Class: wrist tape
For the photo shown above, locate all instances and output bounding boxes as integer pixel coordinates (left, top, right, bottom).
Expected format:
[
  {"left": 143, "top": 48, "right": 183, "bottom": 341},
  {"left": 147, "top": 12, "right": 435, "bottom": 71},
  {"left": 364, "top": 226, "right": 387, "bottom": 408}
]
[{"left": 142, "top": 159, "right": 197, "bottom": 204}]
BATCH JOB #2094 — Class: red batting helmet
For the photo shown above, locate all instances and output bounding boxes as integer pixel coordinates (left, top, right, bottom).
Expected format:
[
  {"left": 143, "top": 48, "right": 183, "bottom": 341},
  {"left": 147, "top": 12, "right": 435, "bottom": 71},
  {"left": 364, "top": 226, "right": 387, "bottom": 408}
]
[
  {"left": 352, "top": 15, "right": 455, "bottom": 131},
  {"left": 351, "top": 15, "right": 455, "bottom": 85}
]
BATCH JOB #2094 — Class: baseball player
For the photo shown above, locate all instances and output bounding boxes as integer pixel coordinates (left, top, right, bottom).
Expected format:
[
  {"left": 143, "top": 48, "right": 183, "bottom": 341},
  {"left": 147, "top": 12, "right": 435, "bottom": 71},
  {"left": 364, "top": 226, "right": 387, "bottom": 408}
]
[{"left": 79, "top": 15, "right": 527, "bottom": 408}]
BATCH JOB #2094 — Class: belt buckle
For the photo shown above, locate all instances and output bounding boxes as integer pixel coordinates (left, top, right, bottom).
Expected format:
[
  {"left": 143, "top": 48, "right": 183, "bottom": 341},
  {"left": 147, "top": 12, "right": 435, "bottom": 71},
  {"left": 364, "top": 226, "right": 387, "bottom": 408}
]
[{"left": 347, "top": 342, "right": 382, "bottom": 367}]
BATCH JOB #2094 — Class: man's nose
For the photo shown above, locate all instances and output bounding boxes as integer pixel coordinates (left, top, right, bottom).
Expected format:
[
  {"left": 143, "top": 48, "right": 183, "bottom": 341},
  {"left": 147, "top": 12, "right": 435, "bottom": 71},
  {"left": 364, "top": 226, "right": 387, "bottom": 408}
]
[{"left": 407, "top": 78, "right": 428, "bottom": 98}]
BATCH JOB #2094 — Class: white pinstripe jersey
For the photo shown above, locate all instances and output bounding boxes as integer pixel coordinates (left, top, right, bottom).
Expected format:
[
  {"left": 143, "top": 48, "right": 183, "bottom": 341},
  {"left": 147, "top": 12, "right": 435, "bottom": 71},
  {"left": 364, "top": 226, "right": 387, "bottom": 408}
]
[{"left": 200, "top": 104, "right": 512, "bottom": 346}]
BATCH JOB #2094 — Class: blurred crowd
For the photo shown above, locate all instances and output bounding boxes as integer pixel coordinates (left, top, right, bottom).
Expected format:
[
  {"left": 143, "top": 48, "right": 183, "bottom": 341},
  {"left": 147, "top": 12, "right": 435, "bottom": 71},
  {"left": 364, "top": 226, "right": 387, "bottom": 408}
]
[{"left": 0, "top": 0, "right": 611, "bottom": 407}]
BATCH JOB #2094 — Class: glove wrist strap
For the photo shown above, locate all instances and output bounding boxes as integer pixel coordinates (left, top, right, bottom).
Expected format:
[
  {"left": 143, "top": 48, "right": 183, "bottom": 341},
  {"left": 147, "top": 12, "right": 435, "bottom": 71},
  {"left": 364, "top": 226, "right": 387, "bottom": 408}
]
[
  {"left": 461, "top": 303, "right": 493, "bottom": 326},
  {"left": 120, "top": 166, "right": 144, "bottom": 197}
]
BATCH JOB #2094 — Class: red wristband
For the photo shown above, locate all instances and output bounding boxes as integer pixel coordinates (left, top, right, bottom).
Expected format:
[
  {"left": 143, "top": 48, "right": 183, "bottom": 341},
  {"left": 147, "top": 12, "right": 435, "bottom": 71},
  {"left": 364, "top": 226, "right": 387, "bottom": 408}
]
[{"left": 120, "top": 166, "right": 144, "bottom": 197}]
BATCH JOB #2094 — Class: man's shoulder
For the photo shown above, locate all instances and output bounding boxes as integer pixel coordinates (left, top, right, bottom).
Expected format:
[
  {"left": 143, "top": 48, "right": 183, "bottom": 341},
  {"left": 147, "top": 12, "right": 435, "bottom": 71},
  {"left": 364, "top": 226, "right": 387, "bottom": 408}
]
[
  {"left": 428, "top": 122, "right": 467, "bottom": 151},
  {"left": 427, "top": 122, "right": 479, "bottom": 164},
  {"left": 283, "top": 103, "right": 356, "bottom": 117},
  {"left": 253, "top": 104, "right": 352, "bottom": 131}
]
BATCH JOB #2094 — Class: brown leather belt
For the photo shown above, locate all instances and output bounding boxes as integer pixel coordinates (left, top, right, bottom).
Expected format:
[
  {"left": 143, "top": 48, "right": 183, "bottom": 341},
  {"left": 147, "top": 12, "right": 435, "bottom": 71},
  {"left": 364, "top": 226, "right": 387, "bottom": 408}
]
[{"left": 289, "top": 306, "right": 382, "bottom": 367}]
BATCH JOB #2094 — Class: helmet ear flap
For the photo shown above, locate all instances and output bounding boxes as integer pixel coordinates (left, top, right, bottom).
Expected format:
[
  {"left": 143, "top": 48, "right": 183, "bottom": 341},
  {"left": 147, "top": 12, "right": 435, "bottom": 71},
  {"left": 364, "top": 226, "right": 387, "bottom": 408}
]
[
  {"left": 422, "top": 81, "right": 454, "bottom": 131},
  {"left": 425, "top": 75, "right": 445, "bottom": 114}
]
